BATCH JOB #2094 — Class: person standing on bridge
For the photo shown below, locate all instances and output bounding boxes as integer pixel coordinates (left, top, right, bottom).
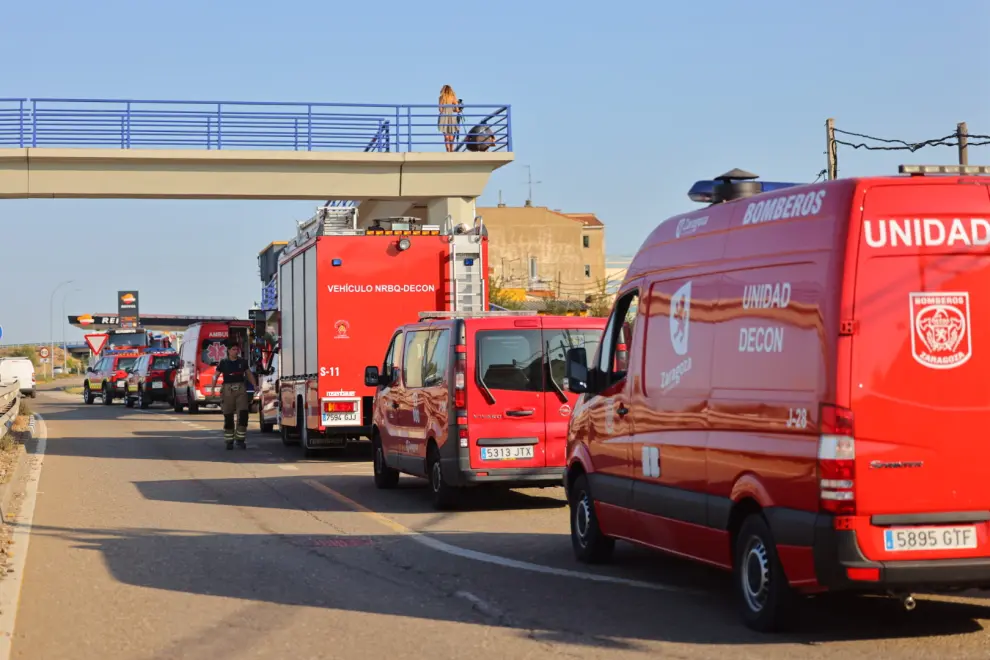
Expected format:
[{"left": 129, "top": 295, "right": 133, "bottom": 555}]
[
  {"left": 210, "top": 342, "right": 257, "bottom": 450},
  {"left": 437, "top": 85, "right": 461, "bottom": 152}
]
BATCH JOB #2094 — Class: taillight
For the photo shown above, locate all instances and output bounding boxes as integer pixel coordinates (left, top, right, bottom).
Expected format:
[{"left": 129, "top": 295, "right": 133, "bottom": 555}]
[
  {"left": 818, "top": 403, "right": 856, "bottom": 515},
  {"left": 324, "top": 401, "right": 355, "bottom": 413},
  {"left": 454, "top": 345, "right": 467, "bottom": 409}
]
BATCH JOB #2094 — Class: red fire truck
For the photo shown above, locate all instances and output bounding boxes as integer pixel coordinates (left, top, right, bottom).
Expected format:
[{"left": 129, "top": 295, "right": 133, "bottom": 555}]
[{"left": 275, "top": 206, "right": 488, "bottom": 456}]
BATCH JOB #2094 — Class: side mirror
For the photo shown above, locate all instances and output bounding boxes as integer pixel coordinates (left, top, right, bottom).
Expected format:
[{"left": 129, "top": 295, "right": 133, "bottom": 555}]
[
  {"left": 565, "top": 348, "right": 590, "bottom": 394},
  {"left": 364, "top": 366, "right": 381, "bottom": 388}
]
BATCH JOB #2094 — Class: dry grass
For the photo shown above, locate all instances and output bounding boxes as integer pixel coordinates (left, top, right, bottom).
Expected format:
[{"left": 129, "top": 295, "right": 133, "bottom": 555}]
[{"left": 63, "top": 386, "right": 84, "bottom": 395}]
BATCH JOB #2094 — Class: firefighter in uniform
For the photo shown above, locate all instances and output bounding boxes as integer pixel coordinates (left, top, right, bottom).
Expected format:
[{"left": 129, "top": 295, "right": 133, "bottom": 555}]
[{"left": 210, "top": 342, "right": 257, "bottom": 449}]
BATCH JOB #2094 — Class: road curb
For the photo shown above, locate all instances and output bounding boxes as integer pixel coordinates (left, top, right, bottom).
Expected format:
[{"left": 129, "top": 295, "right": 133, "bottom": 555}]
[{"left": 0, "top": 417, "right": 31, "bottom": 522}]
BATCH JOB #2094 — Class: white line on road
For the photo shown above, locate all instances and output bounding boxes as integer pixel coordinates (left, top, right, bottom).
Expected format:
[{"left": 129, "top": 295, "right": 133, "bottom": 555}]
[
  {"left": 277, "top": 465, "right": 299, "bottom": 471},
  {"left": 304, "top": 479, "right": 703, "bottom": 595},
  {"left": 0, "top": 414, "right": 47, "bottom": 660}
]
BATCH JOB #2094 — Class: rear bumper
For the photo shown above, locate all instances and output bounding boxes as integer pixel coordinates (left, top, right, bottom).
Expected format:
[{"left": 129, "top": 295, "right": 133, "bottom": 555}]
[
  {"left": 814, "top": 517, "right": 990, "bottom": 591},
  {"left": 442, "top": 456, "right": 563, "bottom": 488}
]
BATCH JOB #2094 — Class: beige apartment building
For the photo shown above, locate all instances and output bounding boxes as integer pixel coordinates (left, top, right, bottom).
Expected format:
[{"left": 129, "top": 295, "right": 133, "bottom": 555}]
[{"left": 477, "top": 203, "right": 606, "bottom": 299}]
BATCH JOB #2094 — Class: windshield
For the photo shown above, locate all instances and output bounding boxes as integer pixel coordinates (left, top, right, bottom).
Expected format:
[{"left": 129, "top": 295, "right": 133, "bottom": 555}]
[
  {"left": 108, "top": 332, "right": 148, "bottom": 348},
  {"left": 151, "top": 355, "right": 178, "bottom": 370},
  {"left": 115, "top": 357, "right": 138, "bottom": 371}
]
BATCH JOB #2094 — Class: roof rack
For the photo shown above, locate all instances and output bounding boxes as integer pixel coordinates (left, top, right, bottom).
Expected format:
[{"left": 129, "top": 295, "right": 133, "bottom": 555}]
[
  {"left": 900, "top": 164, "right": 990, "bottom": 175},
  {"left": 418, "top": 310, "right": 533, "bottom": 320}
]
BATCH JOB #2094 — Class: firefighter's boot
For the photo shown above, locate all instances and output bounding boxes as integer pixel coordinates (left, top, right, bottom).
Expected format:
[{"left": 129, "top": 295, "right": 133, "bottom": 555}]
[
  {"left": 234, "top": 410, "right": 248, "bottom": 448},
  {"left": 224, "top": 414, "right": 235, "bottom": 450}
]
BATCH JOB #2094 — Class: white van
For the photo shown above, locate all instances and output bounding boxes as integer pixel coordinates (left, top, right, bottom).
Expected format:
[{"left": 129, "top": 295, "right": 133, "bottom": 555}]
[{"left": 0, "top": 357, "right": 36, "bottom": 398}]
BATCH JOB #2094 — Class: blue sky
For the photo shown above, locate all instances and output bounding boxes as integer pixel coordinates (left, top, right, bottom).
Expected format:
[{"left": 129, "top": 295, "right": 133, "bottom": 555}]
[{"left": 1, "top": 0, "right": 988, "bottom": 344}]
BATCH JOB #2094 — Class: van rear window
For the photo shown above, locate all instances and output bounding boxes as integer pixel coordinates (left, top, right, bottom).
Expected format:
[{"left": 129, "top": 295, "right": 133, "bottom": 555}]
[
  {"left": 475, "top": 328, "right": 604, "bottom": 393},
  {"left": 201, "top": 339, "right": 227, "bottom": 365}
]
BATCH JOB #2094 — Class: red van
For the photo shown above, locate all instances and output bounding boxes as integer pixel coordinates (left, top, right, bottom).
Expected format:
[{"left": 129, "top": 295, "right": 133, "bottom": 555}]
[
  {"left": 365, "top": 311, "right": 607, "bottom": 509},
  {"left": 563, "top": 165, "right": 990, "bottom": 631}
]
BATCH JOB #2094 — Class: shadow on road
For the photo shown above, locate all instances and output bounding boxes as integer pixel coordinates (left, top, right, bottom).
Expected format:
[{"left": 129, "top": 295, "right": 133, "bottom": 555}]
[
  {"left": 20, "top": 521, "right": 990, "bottom": 648},
  {"left": 134, "top": 473, "right": 565, "bottom": 513}
]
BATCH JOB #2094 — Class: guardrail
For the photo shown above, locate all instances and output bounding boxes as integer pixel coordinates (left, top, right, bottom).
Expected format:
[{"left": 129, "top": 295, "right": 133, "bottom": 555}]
[
  {"left": 0, "top": 99, "right": 28, "bottom": 147},
  {"left": 0, "top": 382, "right": 20, "bottom": 443},
  {"left": 0, "top": 98, "right": 512, "bottom": 153}
]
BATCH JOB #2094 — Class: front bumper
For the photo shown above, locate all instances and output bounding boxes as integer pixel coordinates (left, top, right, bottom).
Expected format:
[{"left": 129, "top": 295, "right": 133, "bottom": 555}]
[{"left": 814, "top": 517, "right": 990, "bottom": 591}]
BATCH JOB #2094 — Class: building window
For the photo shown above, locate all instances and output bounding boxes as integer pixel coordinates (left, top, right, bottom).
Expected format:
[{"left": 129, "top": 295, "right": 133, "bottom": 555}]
[
  {"left": 584, "top": 265, "right": 591, "bottom": 278},
  {"left": 583, "top": 235, "right": 590, "bottom": 248},
  {"left": 529, "top": 257, "right": 538, "bottom": 281}
]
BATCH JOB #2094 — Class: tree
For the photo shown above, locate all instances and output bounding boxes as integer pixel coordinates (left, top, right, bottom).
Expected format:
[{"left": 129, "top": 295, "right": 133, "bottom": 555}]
[{"left": 586, "top": 275, "right": 619, "bottom": 317}]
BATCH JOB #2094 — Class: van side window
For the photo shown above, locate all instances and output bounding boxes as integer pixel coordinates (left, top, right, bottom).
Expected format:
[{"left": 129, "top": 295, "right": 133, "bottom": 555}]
[
  {"left": 476, "top": 330, "right": 543, "bottom": 392},
  {"left": 599, "top": 290, "right": 639, "bottom": 384},
  {"left": 382, "top": 333, "right": 400, "bottom": 384},
  {"left": 403, "top": 330, "right": 432, "bottom": 389},
  {"left": 423, "top": 330, "right": 450, "bottom": 387}
]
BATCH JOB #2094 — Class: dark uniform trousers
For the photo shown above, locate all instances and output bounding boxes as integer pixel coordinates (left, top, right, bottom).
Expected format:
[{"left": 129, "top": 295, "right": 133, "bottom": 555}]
[{"left": 221, "top": 382, "right": 250, "bottom": 442}]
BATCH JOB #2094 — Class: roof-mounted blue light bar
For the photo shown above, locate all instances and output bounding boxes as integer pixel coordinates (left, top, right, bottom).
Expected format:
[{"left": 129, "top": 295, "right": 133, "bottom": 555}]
[{"left": 688, "top": 179, "right": 804, "bottom": 204}]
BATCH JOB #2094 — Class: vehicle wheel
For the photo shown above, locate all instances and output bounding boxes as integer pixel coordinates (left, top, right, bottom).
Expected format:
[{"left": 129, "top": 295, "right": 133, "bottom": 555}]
[
  {"left": 139, "top": 390, "right": 150, "bottom": 409},
  {"left": 299, "top": 409, "right": 316, "bottom": 458},
  {"left": 280, "top": 415, "right": 299, "bottom": 446},
  {"left": 187, "top": 390, "right": 199, "bottom": 414},
  {"left": 125, "top": 390, "right": 134, "bottom": 408},
  {"left": 373, "top": 434, "right": 399, "bottom": 489},
  {"left": 102, "top": 383, "right": 113, "bottom": 405},
  {"left": 734, "top": 514, "right": 797, "bottom": 633},
  {"left": 428, "top": 445, "right": 457, "bottom": 510},
  {"left": 569, "top": 473, "right": 615, "bottom": 563},
  {"left": 83, "top": 384, "right": 95, "bottom": 405},
  {"left": 172, "top": 391, "right": 183, "bottom": 413}
]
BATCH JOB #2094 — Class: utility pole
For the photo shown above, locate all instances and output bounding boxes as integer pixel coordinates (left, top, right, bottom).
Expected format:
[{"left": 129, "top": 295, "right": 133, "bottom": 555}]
[
  {"left": 524, "top": 165, "right": 541, "bottom": 205},
  {"left": 825, "top": 118, "right": 837, "bottom": 180},
  {"left": 958, "top": 122, "right": 969, "bottom": 165}
]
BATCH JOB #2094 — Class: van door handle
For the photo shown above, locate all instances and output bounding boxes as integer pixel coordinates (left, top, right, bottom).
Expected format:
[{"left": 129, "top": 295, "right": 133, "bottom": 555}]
[
  {"left": 506, "top": 408, "right": 535, "bottom": 417},
  {"left": 617, "top": 406, "right": 629, "bottom": 416}
]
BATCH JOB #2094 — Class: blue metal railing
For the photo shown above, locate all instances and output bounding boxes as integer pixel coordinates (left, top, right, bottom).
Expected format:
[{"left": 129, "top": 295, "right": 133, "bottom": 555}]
[
  {"left": 0, "top": 98, "right": 512, "bottom": 153},
  {"left": 0, "top": 99, "right": 28, "bottom": 147}
]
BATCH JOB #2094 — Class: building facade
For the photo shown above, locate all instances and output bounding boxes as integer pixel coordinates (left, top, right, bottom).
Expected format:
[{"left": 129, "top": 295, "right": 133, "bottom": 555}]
[{"left": 477, "top": 204, "right": 606, "bottom": 299}]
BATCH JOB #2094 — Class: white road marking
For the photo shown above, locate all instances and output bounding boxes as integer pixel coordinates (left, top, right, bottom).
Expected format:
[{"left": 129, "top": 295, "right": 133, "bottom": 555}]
[
  {"left": 304, "top": 479, "right": 703, "bottom": 595},
  {"left": 277, "top": 465, "right": 299, "bottom": 471},
  {"left": 0, "top": 414, "right": 48, "bottom": 660}
]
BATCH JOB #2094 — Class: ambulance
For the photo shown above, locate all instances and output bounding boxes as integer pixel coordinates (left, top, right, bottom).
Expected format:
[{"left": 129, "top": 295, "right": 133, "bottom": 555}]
[{"left": 562, "top": 164, "right": 990, "bottom": 631}]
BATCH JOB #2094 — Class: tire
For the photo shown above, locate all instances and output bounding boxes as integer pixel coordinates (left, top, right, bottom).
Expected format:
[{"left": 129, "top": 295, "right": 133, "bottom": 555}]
[
  {"left": 125, "top": 390, "right": 134, "bottom": 408},
  {"left": 187, "top": 390, "right": 199, "bottom": 414},
  {"left": 734, "top": 514, "right": 797, "bottom": 633},
  {"left": 139, "top": 390, "right": 150, "bottom": 409},
  {"left": 83, "top": 384, "right": 95, "bottom": 405},
  {"left": 372, "top": 434, "right": 399, "bottom": 489},
  {"left": 102, "top": 383, "right": 113, "bottom": 405},
  {"left": 569, "top": 473, "right": 615, "bottom": 563},
  {"left": 172, "top": 391, "right": 183, "bottom": 413},
  {"left": 280, "top": 416, "right": 299, "bottom": 446},
  {"left": 259, "top": 410, "right": 274, "bottom": 434},
  {"left": 428, "top": 445, "right": 457, "bottom": 510}
]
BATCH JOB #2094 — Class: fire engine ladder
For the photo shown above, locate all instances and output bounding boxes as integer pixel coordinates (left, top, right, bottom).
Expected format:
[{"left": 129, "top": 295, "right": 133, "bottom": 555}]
[{"left": 448, "top": 215, "right": 486, "bottom": 312}]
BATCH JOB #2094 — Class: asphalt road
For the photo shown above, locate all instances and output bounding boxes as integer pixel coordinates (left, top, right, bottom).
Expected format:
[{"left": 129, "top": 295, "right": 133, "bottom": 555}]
[{"left": 8, "top": 389, "right": 990, "bottom": 659}]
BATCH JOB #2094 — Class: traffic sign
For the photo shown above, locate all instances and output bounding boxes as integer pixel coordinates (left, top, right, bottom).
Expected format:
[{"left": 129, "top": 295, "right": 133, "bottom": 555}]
[
  {"left": 84, "top": 333, "right": 108, "bottom": 355},
  {"left": 39, "top": 347, "right": 50, "bottom": 359}
]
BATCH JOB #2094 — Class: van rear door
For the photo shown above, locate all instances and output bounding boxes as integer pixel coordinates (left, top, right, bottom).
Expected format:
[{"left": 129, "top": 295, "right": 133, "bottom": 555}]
[
  {"left": 851, "top": 181, "right": 990, "bottom": 528},
  {"left": 542, "top": 321, "right": 605, "bottom": 468},
  {"left": 466, "top": 318, "right": 548, "bottom": 469}
]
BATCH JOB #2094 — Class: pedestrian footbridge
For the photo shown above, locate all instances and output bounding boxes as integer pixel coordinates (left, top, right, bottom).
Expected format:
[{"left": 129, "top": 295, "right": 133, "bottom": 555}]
[{"left": 0, "top": 97, "right": 513, "bottom": 224}]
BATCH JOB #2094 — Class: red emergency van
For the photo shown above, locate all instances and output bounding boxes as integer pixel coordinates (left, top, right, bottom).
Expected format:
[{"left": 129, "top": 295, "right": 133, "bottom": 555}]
[
  {"left": 562, "top": 165, "right": 990, "bottom": 631},
  {"left": 173, "top": 320, "right": 255, "bottom": 413},
  {"left": 364, "top": 311, "right": 606, "bottom": 509}
]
